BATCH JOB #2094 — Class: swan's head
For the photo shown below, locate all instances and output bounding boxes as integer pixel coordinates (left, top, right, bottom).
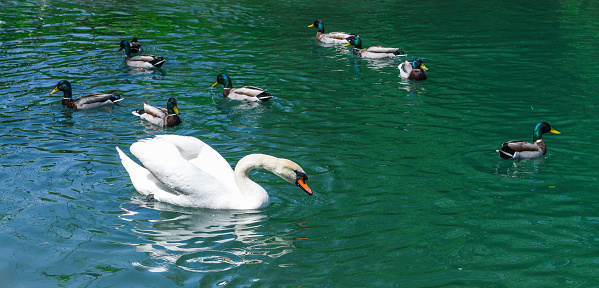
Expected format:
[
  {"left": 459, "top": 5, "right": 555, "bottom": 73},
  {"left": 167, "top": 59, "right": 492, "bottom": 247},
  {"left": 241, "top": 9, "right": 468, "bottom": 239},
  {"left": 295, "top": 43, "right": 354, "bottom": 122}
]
[{"left": 272, "top": 158, "right": 312, "bottom": 196}]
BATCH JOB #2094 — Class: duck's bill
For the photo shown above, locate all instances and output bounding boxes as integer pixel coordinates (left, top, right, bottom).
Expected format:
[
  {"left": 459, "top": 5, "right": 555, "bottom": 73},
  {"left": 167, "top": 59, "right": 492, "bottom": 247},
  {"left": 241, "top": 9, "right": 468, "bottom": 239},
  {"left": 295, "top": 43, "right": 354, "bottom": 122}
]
[
  {"left": 173, "top": 106, "right": 180, "bottom": 115},
  {"left": 117, "top": 47, "right": 123, "bottom": 52},
  {"left": 50, "top": 87, "right": 60, "bottom": 95},
  {"left": 211, "top": 82, "right": 218, "bottom": 87},
  {"left": 550, "top": 128, "right": 561, "bottom": 134},
  {"left": 296, "top": 177, "right": 312, "bottom": 196},
  {"left": 343, "top": 42, "right": 351, "bottom": 47},
  {"left": 421, "top": 64, "right": 428, "bottom": 71}
]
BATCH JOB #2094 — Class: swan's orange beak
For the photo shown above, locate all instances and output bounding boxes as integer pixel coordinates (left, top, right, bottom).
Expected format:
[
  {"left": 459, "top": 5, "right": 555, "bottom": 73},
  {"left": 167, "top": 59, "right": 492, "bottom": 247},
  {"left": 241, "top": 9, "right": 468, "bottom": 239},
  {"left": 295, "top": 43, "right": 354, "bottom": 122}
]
[{"left": 297, "top": 176, "right": 312, "bottom": 196}]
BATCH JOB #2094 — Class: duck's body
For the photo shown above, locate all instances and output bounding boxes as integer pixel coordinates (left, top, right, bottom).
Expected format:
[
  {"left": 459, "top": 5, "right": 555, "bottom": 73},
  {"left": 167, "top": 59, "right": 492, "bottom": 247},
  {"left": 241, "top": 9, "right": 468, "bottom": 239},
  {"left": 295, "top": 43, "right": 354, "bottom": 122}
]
[
  {"left": 344, "top": 36, "right": 405, "bottom": 59},
  {"left": 212, "top": 73, "right": 272, "bottom": 102},
  {"left": 399, "top": 58, "right": 428, "bottom": 80},
  {"left": 116, "top": 135, "right": 312, "bottom": 209},
  {"left": 308, "top": 20, "right": 356, "bottom": 45},
  {"left": 118, "top": 40, "right": 165, "bottom": 68},
  {"left": 50, "top": 80, "right": 123, "bottom": 110},
  {"left": 497, "top": 122, "right": 560, "bottom": 160},
  {"left": 133, "top": 97, "right": 181, "bottom": 127},
  {"left": 129, "top": 37, "right": 142, "bottom": 54}
]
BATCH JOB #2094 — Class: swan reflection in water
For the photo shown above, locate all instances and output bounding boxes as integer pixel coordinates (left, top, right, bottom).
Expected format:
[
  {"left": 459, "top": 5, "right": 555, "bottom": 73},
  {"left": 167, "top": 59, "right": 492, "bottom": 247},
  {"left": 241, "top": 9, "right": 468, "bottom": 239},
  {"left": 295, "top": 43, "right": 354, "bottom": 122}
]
[{"left": 119, "top": 200, "right": 299, "bottom": 273}]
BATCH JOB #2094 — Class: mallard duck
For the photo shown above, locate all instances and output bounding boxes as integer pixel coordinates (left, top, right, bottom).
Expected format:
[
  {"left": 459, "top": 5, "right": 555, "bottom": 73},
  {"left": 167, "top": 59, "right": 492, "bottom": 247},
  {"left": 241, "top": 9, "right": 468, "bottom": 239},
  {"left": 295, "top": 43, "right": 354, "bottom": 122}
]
[
  {"left": 344, "top": 36, "right": 405, "bottom": 59},
  {"left": 50, "top": 80, "right": 123, "bottom": 110},
  {"left": 497, "top": 122, "right": 561, "bottom": 160},
  {"left": 211, "top": 73, "right": 272, "bottom": 102},
  {"left": 399, "top": 58, "right": 428, "bottom": 80},
  {"left": 308, "top": 20, "right": 356, "bottom": 45},
  {"left": 117, "top": 40, "right": 165, "bottom": 68},
  {"left": 116, "top": 135, "right": 312, "bottom": 209},
  {"left": 132, "top": 97, "right": 182, "bottom": 127},
  {"left": 129, "top": 37, "right": 142, "bottom": 54}
]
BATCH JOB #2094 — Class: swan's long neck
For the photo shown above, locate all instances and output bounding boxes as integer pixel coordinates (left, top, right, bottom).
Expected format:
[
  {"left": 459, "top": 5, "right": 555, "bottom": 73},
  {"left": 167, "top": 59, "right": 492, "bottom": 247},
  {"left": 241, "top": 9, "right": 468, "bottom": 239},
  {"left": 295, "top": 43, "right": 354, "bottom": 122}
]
[{"left": 233, "top": 154, "right": 285, "bottom": 206}]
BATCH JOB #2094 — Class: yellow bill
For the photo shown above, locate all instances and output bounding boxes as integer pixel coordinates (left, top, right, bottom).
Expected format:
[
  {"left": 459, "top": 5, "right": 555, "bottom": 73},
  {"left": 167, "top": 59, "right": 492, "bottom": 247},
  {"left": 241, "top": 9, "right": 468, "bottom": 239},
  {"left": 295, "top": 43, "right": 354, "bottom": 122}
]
[
  {"left": 50, "top": 87, "right": 60, "bottom": 95},
  {"left": 550, "top": 128, "right": 560, "bottom": 134}
]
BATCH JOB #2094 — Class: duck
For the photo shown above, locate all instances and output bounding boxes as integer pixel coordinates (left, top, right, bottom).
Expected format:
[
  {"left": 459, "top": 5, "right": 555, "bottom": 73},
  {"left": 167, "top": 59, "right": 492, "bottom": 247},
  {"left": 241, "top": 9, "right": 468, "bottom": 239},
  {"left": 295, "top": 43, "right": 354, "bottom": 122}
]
[
  {"left": 117, "top": 40, "right": 165, "bottom": 68},
  {"left": 497, "top": 122, "right": 561, "bottom": 160},
  {"left": 132, "top": 97, "right": 182, "bottom": 127},
  {"left": 344, "top": 36, "right": 405, "bottom": 59},
  {"left": 211, "top": 73, "right": 272, "bottom": 102},
  {"left": 399, "top": 58, "right": 428, "bottom": 80},
  {"left": 308, "top": 20, "right": 356, "bottom": 45},
  {"left": 129, "top": 37, "right": 142, "bottom": 54},
  {"left": 116, "top": 135, "right": 312, "bottom": 209},
  {"left": 50, "top": 80, "right": 123, "bottom": 110}
]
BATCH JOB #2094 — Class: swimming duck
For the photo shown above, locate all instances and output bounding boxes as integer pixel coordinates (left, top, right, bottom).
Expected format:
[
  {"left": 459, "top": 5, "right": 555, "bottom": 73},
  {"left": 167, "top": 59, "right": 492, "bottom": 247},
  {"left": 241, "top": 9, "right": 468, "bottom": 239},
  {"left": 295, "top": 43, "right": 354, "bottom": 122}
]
[
  {"left": 50, "top": 80, "right": 123, "bottom": 110},
  {"left": 116, "top": 135, "right": 312, "bottom": 209},
  {"left": 399, "top": 58, "right": 428, "bottom": 80},
  {"left": 308, "top": 20, "right": 356, "bottom": 45},
  {"left": 129, "top": 37, "right": 142, "bottom": 54},
  {"left": 132, "top": 97, "right": 182, "bottom": 127},
  {"left": 117, "top": 40, "right": 165, "bottom": 68},
  {"left": 497, "top": 122, "right": 561, "bottom": 160},
  {"left": 211, "top": 73, "right": 272, "bottom": 102},
  {"left": 344, "top": 36, "right": 405, "bottom": 59}
]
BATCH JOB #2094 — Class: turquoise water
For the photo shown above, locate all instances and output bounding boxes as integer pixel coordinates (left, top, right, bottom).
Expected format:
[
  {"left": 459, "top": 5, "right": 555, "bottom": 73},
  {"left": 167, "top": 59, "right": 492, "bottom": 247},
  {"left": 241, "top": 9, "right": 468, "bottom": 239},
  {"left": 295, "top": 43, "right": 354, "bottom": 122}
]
[{"left": 2, "top": 0, "right": 599, "bottom": 286}]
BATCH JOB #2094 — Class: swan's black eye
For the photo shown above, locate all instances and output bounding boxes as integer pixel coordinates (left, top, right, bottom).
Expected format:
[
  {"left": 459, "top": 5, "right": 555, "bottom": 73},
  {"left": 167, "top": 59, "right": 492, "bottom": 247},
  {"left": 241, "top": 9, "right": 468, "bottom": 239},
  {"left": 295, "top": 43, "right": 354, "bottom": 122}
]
[{"left": 294, "top": 170, "right": 308, "bottom": 181}]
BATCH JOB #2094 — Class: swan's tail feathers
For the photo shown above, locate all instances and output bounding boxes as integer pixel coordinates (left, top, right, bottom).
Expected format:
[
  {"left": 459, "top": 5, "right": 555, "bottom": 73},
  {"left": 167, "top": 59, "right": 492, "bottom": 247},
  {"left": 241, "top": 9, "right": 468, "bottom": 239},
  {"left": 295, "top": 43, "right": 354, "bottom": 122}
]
[
  {"left": 151, "top": 57, "right": 166, "bottom": 68},
  {"left": 257, "top": 92, "right": 272, "bottom": 102},
  {"left": 393, "top": 50, "right": 406, "bottom": 57}
]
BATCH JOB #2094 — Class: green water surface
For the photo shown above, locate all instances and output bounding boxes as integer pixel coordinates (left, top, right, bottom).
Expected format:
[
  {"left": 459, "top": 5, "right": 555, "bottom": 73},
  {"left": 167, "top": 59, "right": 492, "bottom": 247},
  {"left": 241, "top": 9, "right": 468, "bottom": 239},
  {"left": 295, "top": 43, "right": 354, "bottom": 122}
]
[{"left": 1, "top": 0, "right": 599, "bottom": 286}]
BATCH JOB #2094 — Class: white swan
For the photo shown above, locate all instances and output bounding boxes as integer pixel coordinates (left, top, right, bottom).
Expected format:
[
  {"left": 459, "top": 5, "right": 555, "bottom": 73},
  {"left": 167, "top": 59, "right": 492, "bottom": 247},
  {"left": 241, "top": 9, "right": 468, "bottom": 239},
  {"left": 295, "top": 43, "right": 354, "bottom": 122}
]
[{"left": 116, "top": 135, "right": 312, "bottom": 209}]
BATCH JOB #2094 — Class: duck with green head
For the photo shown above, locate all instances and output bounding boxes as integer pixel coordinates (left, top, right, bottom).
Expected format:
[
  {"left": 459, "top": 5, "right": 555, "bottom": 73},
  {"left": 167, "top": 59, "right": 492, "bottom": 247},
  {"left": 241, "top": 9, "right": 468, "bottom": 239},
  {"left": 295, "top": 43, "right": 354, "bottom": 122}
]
[
  {"left": 344, "top": 35, "right": 405, "bottom": 59},
  {"left": 308, "top": 20, "right": 356, "bottom": 45},
  {"left": 50, "top": 80, "right": 123, "bottom": 110},
  {"left": 211, "top": 73, "right": 272, "bottom": 102},
  {"left": 117, "top": 40, "right": 165, "bottom": 68},
  {"left": 399, "top": 58, "right": 428, "bottom": 80},
  {"left": 497, "top": 122, "right": 561, "bottom": 160},
  {"left": 133, "top": 97, "right": 182, "bottom": 127}
]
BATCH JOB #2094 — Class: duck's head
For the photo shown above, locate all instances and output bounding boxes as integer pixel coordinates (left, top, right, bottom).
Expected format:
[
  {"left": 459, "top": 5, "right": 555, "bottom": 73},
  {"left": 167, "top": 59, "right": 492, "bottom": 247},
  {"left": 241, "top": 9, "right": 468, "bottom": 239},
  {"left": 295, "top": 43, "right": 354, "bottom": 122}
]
[
  {"left": 344, "top": 36, "right": 362, "bottom": 49},
  {"left": 131, "top": 37, "right": 138, "bottom": 42},
  {"left": 50, "top": 80, "right": 73, "bottom": 98},
  {"left": 167, "top": 97, "right": 180, "bottom": 115},
  {"left": 412, "top": 58, "right": 428, "bottom": 71},
  {"left": 212, "top": 73, "right": 233, "bottom": 89},
  {"left": 117, "top": 40, "right": 131, "bottom": 56},
  {"left": 533, "top": 122, "right": 560, "bottom": 141},
  {"left": 308, "top": 20, "right": 325, "bottom": 33}
]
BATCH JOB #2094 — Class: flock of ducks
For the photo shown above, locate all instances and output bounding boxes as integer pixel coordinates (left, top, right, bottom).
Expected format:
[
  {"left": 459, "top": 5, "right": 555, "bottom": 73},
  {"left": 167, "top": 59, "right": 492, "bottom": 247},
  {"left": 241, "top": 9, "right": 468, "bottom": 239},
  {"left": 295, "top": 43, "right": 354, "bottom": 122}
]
[{"left": 46, "top": 20, "right": 560, "bottom": 209}]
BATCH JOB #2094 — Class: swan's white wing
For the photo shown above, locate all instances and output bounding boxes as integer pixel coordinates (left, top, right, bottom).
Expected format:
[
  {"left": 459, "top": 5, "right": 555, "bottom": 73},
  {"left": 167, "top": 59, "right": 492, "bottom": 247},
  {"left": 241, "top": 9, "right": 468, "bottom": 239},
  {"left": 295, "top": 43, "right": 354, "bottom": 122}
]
[
  {"left": 130, "top": 137, "right": 233, "bottom": 197},
  {"left": 153, "top": 135, "right": 235, "bottom": 181},
  {"left": 116, "top": 146, "right": 179, "bottom": 196}
]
